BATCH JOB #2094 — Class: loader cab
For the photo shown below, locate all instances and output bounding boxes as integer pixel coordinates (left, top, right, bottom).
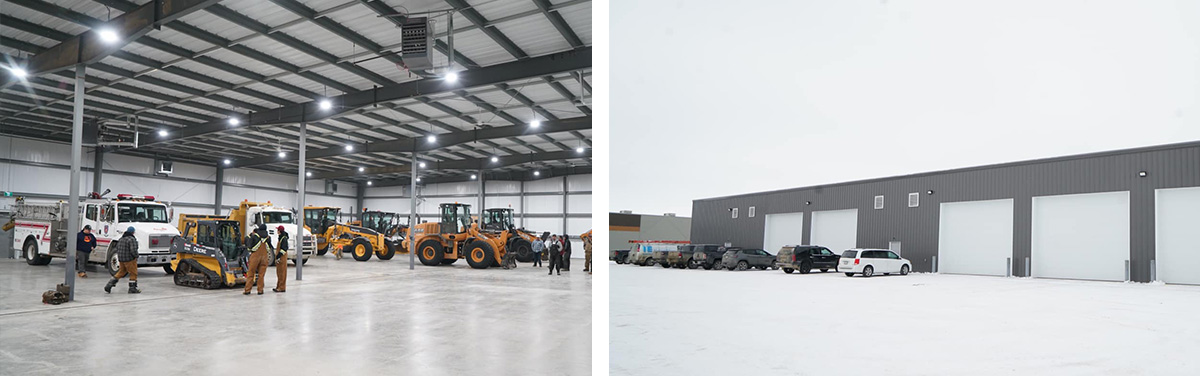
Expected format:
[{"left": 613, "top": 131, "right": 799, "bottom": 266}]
[
  {"left": 481, "top": 208, "right": 515, "bottom": 232},
  {"left": 304, "top": 207, "right": 340, "bottom": 234},
  {"left": 360, "top": 211, "right": 398, "bottom": 233},
  {"left": 187, "top": 220, "right": 243, "bottom": 260},
  {"left": 438, "top": 203, "right": 472, "bottom": 235}
]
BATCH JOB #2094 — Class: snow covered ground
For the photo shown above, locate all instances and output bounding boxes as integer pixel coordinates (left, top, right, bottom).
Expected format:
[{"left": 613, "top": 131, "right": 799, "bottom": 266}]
[{"left": 610, "top": 263, "right": 1200, "bottom": 376}]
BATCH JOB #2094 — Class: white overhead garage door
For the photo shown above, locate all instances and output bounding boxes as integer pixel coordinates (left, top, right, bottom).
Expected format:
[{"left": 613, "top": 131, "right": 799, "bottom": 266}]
[
  {"left": 1156, "top": 187, "right": 1200, "bottom": 285},
  {"left": 938, "top": 199, "right": 1014, "bottom": 276},
  {"left": 1032, "top": 191, "right": 1130, "bottom": 281},
  {"left": 810, "top": 209, "right": 858, "bottom": 255},
  {"left": 763, "top": 212, "right": 804, "bottom": 254}
]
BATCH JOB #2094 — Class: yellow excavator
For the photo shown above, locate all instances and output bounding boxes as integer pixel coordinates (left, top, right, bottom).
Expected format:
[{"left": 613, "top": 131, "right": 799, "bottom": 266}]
[{"left": 402, "top": 203, "right": 514, "bottom": 269}]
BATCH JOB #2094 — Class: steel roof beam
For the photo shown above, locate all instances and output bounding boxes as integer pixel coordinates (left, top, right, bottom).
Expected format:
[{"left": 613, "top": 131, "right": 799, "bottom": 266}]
[{"left": 313, "top": 148, "right": 591, "bottom": 180}]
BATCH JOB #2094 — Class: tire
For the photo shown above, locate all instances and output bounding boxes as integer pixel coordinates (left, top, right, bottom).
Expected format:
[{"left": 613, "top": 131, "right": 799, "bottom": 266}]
[
  {"left": 301, "top": 258, "right": 309, "bottom": 265},
  {"left": 799, "top": 261, "right": 812, "bottom": 274},
  {"left": 862, "top": 265, "right": 874, "bottom": 278},
  {"left": 784, "top": 268, "right": 794, "bottom": 274},
  {"left": 24, "top": 239, "right": 51, "bottom": 266},
  {"left": 350, "top": 238, "right": 373, "bottom": 262},
  {"left": 660, "top": 262, "right": 671, "bottom": 268},
  {"left": 644, "top": 258, "right": 654, "bottom": 267},
  {"left": 163, "top": 264, "right": 175, "bottom": 274},
  {"left": 845, "top": 272, "right": 854, "bottom": 277},
  {"left": 512, "top": 239, "right": 534, "bottom": 263},
  {"left": 736, "top": 261, "right": 748, "bottom": 271},
  {"left": 820, "top": 269, "right": 829, "bottom": 272},
  {"left": 901, "top": 264, "right": 910, "bottom": 275},
  {"left": 106, "top": 246, "right": 120, "bottom": 276},
  {"left": 466, "top": 241, "right": 496, "bottom": 269},
  {"left": 417, "top": 239, "right": 444, "bottom": 266},
  {"left": 755, "top": 265, "right": 766, "bottom": 270},
  {"left": 702, "top": 262, "right": 712, "bottom": 270},
  {"left": 316, "top": 244, "right": 328, "bottom": 256},
  {"left": 378, "top": 240, "right": 397, "bottom": 260},
  {"left": 712, "top": 260, "right": 723, "bottom": 270},
  {"left": 687, "top": 259, "right": 698, "bottom": 269},
  {"left": 267, "top": 250, "right": 277, "bottom": 267}
]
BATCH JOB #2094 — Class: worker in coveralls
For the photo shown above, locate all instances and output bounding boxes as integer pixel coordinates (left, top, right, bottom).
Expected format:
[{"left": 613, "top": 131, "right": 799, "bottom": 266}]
[
  {"left": 581, "top": 230, "right": 593, "bottom": 274},
  {"left": 104, "top": 226, "right": 141, "bottom": 294},
  {"left": 274, "top": 225, "right": 288, "bottom": 293},
  {"left": 244, "top": 223, "right": 273, "bottom": 295}
]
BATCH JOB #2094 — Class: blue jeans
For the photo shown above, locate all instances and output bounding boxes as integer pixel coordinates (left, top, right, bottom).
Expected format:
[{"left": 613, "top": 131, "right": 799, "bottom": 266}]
[{"left": 533, "top": 252, "right": 542, "bottom": 266}]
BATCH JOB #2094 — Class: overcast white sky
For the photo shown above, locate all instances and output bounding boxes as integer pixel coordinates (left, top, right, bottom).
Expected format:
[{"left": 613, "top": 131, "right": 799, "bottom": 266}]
[{"left": 610, "top": 0, "right": 1200, "bottom": 217}]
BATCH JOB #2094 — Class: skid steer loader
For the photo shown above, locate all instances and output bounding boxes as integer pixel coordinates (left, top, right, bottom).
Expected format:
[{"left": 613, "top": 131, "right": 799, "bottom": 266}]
[
  {"left": 169, "top": 219, "right": 248, "bottom": 289},
  {"left": 402, "top": 203, "right": 512, "bottom": 269}
]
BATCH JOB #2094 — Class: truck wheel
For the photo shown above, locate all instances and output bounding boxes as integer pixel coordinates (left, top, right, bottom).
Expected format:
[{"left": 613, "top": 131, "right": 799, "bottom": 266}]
[
  {"left": 736, "top": 261, "right": 748, "bottom": 271},
  {"left": 417, "top": 239, "right": 444, "bottom": 266},
  {"left": 660, "top": 262, "right": 670, "bottom": 268},
  {"left": 799, "top": 261, "right": 812, "bottom": 274},
  {"left": 163, "top": 264, "right": 175, "bottom": 274},
  {"left": 106, "top": 246, "right": 120, "bottom": 276},
  {"left": 24, "top": 239, "right": 51, "bottom": 266},
  {"left": 512, "top": 239, "right": 534, "bottom": 262},
  {"left": 350, "top": 238, "right": 373, "bottom": 261},
  {"left": 316, "top": 244, "right": 328, "bottom": 256},
  {"left": 378, "top": 240, "right": 397, "bottom": 260},
  {"left": 784, "top": 268, "right": 794, "bottom": 274},
  {"left": 643, "top": 258, "right": 654, "bottom": 266},
  {"left": 466, "top": 241, "right": 496, "bottom": 269}
]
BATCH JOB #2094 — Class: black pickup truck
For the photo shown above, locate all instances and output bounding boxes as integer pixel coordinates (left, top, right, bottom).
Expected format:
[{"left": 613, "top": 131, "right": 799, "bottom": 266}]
[
  {"left": 610, "top": 249, "right": 631, "bottom": 264},
  {"left": 692, "top": 246, "right": 737, "bottom": 270}
]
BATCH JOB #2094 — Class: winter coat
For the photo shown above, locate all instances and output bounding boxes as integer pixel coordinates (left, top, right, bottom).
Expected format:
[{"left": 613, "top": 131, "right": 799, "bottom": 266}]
[
  {"left": 548, "top": 239, "right": 563, "bottom": 255},
  {"left": 115, "top": 232, "right": 139, "bottom": 262},
  {"left": 247, "top": 231, "right": 274, "bottom": 254},
  {"left": 76, "top": 232, "right": 97, "bottom": 253},
  {"left": 277, "top": 231, "right": 290, "bottom": 252},
  {"left": 531, "top": 239, "right": 545, "bottom": 254}
]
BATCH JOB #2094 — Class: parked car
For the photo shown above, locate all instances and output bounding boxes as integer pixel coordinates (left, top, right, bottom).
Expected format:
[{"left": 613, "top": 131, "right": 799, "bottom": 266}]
[
  {"left": 652, "top": 248, "right": 673, "bottom": 268},
  {"left": 667, "top": 244, "right": 720, "bottom": 269},
  {"left": 692, "top": 246, "right": 737, "bottom": 270},
  {"left": 838, "top": 249, "right": 911, "bottom": 277},
  {"left": 627, "top": 243, "right": 678, "bottom": 266},
  {"left": 610, "top": 249, "right": 631, "bottom": 264},
  {"left": 721, "top": 248, "right": 777, "bottom": 271},
  {"left": 776, "top": 245, "right": 840, "bottom": 274}
]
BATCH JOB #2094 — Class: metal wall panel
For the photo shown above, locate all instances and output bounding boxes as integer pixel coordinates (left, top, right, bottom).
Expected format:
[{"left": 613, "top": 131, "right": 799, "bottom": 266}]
[{"left": 691, "top": 142, "right": 1200, "bottom": 281}]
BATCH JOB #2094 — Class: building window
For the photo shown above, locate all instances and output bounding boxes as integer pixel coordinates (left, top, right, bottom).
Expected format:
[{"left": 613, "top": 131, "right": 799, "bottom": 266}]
[
  {"left": 732, "top": 208, "right": 739, "bottom": 218},
  {"left": 874, "top": 195, "right": 885, "bottom": 210},
  {"left": 748, "top": 206, "right": 756, "bottom": 217},
  {"left": 908, "top": 192, "right": 919, "bottom": 208}
]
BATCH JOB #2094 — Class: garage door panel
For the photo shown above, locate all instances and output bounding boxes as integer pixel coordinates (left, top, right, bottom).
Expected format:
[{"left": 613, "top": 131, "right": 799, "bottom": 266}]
[
  {"left": 811, "top": 209, "right": 858, "bottom": 254},
  {"left": 763, "top": 212, "right": 804, "bottom": 254},
  {"left": 1032, "top": 191, "right": 1129, "bottom": 281},
  {"left": 938, "top": 199, "right": 1014, "bottom": 276},
  {"left": 1156, "top": 187, "right": 1200, "bottom": 285}
]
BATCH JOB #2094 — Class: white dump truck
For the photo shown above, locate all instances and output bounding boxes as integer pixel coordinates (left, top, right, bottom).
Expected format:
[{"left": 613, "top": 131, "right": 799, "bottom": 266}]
[
  {"left": 219, "top": 200, "right": 315, "bottom": 265},
  {"left": 9, "top": 194, "right": 182, "bottom": 275}
]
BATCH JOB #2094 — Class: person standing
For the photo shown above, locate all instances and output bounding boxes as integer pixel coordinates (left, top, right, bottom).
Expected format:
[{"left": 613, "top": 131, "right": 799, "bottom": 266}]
[
  {"left": 75, "top": 225, "right": 97, "bottom": 278},
  {"left": 530, "top": 233, "right": 545, "bottom": 267},
  {"left": 273, "top": 225, "right": 289, "bottom": 293},
  {"left": 104, "top": 226, "right": 140, "bottom": 294},
  {"left": 243, "top": 224, "right": 273, "bottom": 295},
  {"left": 561, "top": 233, "right": 573, "bottom": 271},
  {"left": 547, "top": 235, "right": 563, "bottom": 275},
  {"left": 581, "top": 230, "right": 593, "bottom": 274}
]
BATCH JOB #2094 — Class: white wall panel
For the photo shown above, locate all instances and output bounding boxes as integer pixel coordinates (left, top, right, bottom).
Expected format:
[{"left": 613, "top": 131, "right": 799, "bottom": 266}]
[
  {"left": 526, "top": 196, "right": 564, "bottom": 213},
  {"left": 485, "top": 196, "right": 521, "bottom": 211},
  {"left": 1032, "top": 191, "right": 1129, "bottom": 281},
  {"left": 6, "top": 136, "right": 74, "bottom": 164},
  {"left": 170, "top": 205, "right": 216, "bottom": 227},
  {"left": 567, "top": 194, "right": 592, "bottom": 214},
  {"left": 223, "top": 169, "right": 297, "bottom": 190},
  {"left": 305, "top": 195, "right": 356, "bottom": 212},
  {"left": 938, "top": 199, "right": 1014, "bottom": 276},
  {"left": 525, "top": 176, "right": 563, "bottom": 193},
  {"left": 567, "top": 174, "right": 592, "bottom": 192},
  {"left": 8, "top": 165, "right": 71, "bottom": 195},
  {"left": 811, "top": 209, "right": 858, "bottom": 254},
  {"left": 1155, "top": 187, "right": 1200, "bottom": 285},
  {"left": 763, "top": 212, "right": 805, "bottom": 254},
  {"left": 567, "top": 218, "right": 592, "bottom": 236},
  {"left": 485, "top": 180, "right": 521, "bottom": 194},
  {"left": 364, "top": 198, "right": 412, "bottom": 214},
  {"left": 524, "top": 218, "right": 562, "bottom": 235},
  {"left": 103, "top": 174, "right": 215, "bottom": 205},
  {"left": 427, "top": 182, "right": 478, "bottom": 196},
  {"left": 366, "top": 186, "right": 406, "bottom": 197}
]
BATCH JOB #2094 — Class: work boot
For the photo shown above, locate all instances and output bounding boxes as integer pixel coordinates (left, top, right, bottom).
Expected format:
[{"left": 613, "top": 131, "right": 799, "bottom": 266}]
[
  {"left": 78, "top": 271, "right": 87, "bottom": 278},
  {"left": 128, "top": 282, "right": 141, "bottom": 294},
  {"left": 104, "top": 278, "right": 118, "bottom": 293}
]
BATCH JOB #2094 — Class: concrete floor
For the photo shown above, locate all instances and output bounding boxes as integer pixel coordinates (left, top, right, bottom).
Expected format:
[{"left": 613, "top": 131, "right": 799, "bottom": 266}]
[{"left": 0, "top": 255, "right": 591, "bottom": 375}]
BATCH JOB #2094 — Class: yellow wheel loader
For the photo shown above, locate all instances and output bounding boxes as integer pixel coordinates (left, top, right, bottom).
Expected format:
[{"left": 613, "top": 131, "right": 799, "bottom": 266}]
[
  {"left": 169, "top": 219, "right": 248, "bottom": 289},
  {"left": 402, "top": 203, "right": 512, "bottom": 269},
  {"left": 481, "top": 208, "right": 539, "bottom": 262}
]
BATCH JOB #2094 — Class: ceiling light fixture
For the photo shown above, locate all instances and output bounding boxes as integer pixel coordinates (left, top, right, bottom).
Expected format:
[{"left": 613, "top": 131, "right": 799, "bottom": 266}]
[
  {"left": 427, "top": 135, "right": 436, "bottom": 143},
  {"left": 530, "top": 119, "right": 541, "bottom": 128},
  {"left": 470, "top": 174, "right": 477, "bottom": 180},
  {"left": 1137, "top": 171, "right": 1148, "bottom": 178},
  {"left": 319, "top": 100, "right": 332, "bottom": 110},
  {"left": 533, "top": 170, "right": 540, "bottom": 176},
  {"left": 445, "top": 72, "right": 458, "bottom": 83},
  {"left": 228, "top": 117, "right": 240, "bottom": 126},
  {"left": 345, "top": 145, "right": 353, "bottom": 151},
  {"left": 157, "top": 129, "right": 168, "bottom": 137},
  {"left": 223, "top": 159, "right": 231, "bottom": 165},
  {"left": 306, "top": 172, "right": 312, "bottom": 177},
  {"left": 278, "top": 151, "right": 286, "bottom": 158},
  {"left": 576, "top": 146, "right": 585, "bottom": 153},
  {"left": 9, "top": 67, "right": 27, "bottom": 78},
  {"left": 490, "top": 156, "right": 498, "bottom": 163},
  {"left": 415, "top": 177, "right": 421, "bottom": 182},
  {"left": 367, "top": 181, "right": 373, "bottom": 186},
  {"left": 419, "top": 162, "right": 426, "bottom": 168},
  {"left": 98, "top": 28, "right": 119, "bottom": 44},
  {"left": 358, "top": 167, "right": 365, "bottom": 172}
]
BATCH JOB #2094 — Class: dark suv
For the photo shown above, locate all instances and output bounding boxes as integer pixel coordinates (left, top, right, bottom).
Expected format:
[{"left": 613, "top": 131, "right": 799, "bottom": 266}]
[
  {"left": 721, "top": 248, "right": 777, "bottom": 271},
  {"left": 667, "top": 244, "right": 719, "bottom": 269},
  {"left": 692, "top": 246, "right": 736, "bottom": 270},
  {"left": 776, "top": 245, "right": 840, "bottom": 274}
]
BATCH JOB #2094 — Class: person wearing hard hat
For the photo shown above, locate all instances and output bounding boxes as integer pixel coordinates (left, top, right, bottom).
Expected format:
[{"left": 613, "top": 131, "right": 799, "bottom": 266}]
[
  {"left": 243, "top": 223, "right": 273, "bottom": 295},
  {"left": 274, "top": 225, "right": 289, "bottom": 293},
  {"left": 104, "top": 226, "right": 141, "bottom": 294}
]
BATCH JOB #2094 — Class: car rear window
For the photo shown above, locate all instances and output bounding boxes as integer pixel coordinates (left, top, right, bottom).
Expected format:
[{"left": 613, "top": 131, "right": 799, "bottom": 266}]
[{"left": 841, "top": 250, "right": 858, "bottom": 258}]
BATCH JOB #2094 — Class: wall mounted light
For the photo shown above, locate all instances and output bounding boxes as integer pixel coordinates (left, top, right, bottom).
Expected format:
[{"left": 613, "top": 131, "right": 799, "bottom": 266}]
[
  {"left": 927, "top": 190, "right": 935, "bottom": 195},
  {"left": 805, "top": 201, "right": 812, "bottom": 205},
  {"left": 1137, "top": 171, "right": 1148, "bottom": 178}
]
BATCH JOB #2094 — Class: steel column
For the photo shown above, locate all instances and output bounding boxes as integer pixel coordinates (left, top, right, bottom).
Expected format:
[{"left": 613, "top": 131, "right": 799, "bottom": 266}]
[
  {"left": 477, "top": 169, "right": 484, "bottom": 217},
  {"left": 91, "top": 146, "right": 103, "bottom": 193},
  {"left": 214, "top": 165, "right": 224, "bottom": 215},
  {"left": 294, "top": 121, "right": 306, "bottom": 280},
  {"left": 562, "top": 175, "right": 569, "bottom": 237},
  {"left": 519, "top": 180, "right": 526, "bottom": 228},
  {"left": 408, "top": 149, "right": 419, "bottom": 270},
  {"left": 64, "top": 64, "right": 85, "bottom": 301}
]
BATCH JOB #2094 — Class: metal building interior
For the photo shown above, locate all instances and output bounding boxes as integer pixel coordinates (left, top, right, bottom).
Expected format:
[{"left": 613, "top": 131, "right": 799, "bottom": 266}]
[{"left": 0, "top": 0, "right": 592, "bottom": 374}]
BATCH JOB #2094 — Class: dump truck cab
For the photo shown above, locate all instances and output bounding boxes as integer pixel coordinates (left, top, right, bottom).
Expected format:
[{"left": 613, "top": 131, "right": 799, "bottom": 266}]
[
  {"left": 403, "top": 203, "right": 510, "bottom": 269},
  {"left": 228, "top": 201, "right": 314, "bottom": 265}
]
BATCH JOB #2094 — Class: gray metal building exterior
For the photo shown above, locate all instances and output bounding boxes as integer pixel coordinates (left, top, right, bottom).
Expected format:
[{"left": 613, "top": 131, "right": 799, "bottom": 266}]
[{"left": 690, "top": 141, "right": 1200, "bottom": 282}]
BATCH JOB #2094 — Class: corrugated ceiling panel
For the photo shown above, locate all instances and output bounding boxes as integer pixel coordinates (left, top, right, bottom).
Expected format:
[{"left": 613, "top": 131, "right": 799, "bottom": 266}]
[
  {"left": 236, "top": 35, "right": 325, "bottom": 69},
  {"left": 556, "top": 2, "right": 592, "bottom": 44},
  {"left": 443, "top": 28, "right": 515, "bottom": 67},
  {"left": 201, "top": 48, "right": 289, "bottom": 78},
  {"left": 492, "top": 16, "right": 571, "bottom": 57},
  {"left": 242, "top": 82, "right": 310, "bottom": 103}
]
